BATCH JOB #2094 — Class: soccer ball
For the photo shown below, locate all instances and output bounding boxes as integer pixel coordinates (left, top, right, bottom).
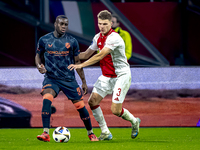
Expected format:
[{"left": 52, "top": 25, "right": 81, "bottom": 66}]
[{"left": 53, "top": 126, "right": 71, "bottom": 143}]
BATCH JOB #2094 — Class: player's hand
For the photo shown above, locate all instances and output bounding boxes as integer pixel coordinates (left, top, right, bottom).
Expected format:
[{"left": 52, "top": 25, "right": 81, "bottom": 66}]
[
  {"left": 82, "top": 83, "right": 88, "bottom": 95},
  {"left": 68, "top": 64, "right": 82, "bottom": 71},
  {"left": 37, "top": 64, "right": 47, "bottom": 74}
]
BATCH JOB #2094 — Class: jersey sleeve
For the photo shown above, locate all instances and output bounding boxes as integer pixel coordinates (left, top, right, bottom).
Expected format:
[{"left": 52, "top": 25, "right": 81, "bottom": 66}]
[
  {"left": 105, "top": 33, "right": 124, "bottom": 51},
  {"left": 73, "top": 39, "right": 80, "bottom": 56},
  {"left": 36, "top": 37, "right": 45, "bottom": 55},
  {"left": 89, "top": 34, "right": 99, "bottom": 51}
]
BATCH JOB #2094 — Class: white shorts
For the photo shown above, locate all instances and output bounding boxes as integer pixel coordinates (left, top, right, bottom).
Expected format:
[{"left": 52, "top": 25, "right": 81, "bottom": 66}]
[{"left": 92, "top": 72, "right": 131, "bottom": 104}]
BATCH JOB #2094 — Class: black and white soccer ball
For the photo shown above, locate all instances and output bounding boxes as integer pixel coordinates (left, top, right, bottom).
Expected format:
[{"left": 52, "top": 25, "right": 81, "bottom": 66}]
[{"left": 53, "top": 126, "right": 71, "bottom": 143}]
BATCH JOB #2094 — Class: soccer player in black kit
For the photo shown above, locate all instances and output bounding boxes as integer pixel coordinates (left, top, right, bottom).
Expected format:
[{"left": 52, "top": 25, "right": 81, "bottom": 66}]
[{"left": 35, "top": 15, "right": 98, "bottom": 142}]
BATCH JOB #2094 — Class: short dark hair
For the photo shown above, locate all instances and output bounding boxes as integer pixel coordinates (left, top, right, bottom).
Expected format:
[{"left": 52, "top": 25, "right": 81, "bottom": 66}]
[
  {"left": 112, "top": 14, "right": 120, "bottom": 23},
  {"left": 55, "top": 15, "right": 68, "bottom": 22},
  {"left": 97, "top": 10, "right": 112, "bottom": 21}
]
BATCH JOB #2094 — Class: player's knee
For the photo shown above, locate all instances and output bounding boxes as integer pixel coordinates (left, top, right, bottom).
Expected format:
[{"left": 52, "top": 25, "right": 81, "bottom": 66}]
[
  {"left": 88, "top": 98, "right": 98, "bottom": 107},
  {"left": 43, "top": 93, "right": 54, "bottom": 102},
  {"left": 88, "top": 99, "right": 93, "bottom": 107},
  {"left": 74, "top": 101, "right": 85, "bottom": 110},
  {"left": 88, "top": 94, "right": 100, "bottom": 107},
  {"left": 41, "top": 88, "right": 56, "bottom": 98}
]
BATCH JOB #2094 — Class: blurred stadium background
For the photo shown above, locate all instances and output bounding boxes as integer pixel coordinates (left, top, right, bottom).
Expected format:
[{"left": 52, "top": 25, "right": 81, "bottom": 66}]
[{"left": 0, "top": 0, "right": 200, "bottom": 128}]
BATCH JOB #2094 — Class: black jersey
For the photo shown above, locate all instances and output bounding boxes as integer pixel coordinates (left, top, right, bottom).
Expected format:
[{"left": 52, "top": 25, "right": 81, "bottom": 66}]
[{"left": 36, "top": 32, "right": 80, "bottom": 81}]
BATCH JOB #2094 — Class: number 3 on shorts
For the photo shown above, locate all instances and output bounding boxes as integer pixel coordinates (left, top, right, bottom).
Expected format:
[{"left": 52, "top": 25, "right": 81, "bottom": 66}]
[{"left": 116, "top": 88, "right": 121, "bottom": 96}]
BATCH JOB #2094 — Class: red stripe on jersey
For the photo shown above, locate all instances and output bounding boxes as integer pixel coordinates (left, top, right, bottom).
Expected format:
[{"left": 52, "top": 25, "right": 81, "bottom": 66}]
[{"left": 97, "top": 29, "right": 117, "bottom": 78}]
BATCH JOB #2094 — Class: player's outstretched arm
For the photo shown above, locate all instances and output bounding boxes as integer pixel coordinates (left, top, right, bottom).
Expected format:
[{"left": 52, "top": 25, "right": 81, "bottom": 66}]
[
  {"left": 78, "top": 48, "right": 95, "bottom": 60},
  {"left": 74, "top": 56, "right": 88, "bottom": 95},
  {"left": 68, "top": 47, "right": 111, "bottom": 70}
]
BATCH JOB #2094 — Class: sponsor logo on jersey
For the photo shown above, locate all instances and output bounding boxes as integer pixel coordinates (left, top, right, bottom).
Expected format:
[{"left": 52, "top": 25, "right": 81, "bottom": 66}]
[
  {"left": 47, "top": 51, "right": 69, "bottom": 56},
  {"left": 48, "top": 44, "right": 53, "bottom": 47}
]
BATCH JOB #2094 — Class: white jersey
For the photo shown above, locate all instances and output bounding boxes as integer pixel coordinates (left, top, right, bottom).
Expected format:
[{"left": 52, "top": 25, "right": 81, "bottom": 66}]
[{"left": 89, "top": 29, "right": 130, "bottom": 77}]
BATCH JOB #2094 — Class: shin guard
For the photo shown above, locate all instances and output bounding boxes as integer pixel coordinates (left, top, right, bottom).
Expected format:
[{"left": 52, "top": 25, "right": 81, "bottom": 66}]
[
  {"left": 77, "top": 106, "right": 92, "bottom": 131},
  {"left": 42, "top": 99, "right": 52, "bottom": 128}
]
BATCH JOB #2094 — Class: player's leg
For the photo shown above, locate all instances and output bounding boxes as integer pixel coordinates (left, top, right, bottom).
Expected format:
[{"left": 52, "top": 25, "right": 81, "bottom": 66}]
[
  {"left": 73, "top": 100, "right": 98, "bottom": 141},
  {"left": 112, "top": 73, "right": 141, "bottom": 139},
  {"left": 88, "top": 92, "right": 112, "bottom": 141},
  {"left": 37, "top": 77, "right": 59, "bottom": 142},
  {"left": 111, "top": 102, "right": 140, "bottom": 138},
  {"left": 61, "top": 80, "right": 98, "bottom": 141},
  {"left": 89, "top": 75, "right": 113, "bottom": 141},
  {"left": 37, "top": 88, "right": 56, "bottom": 142}
]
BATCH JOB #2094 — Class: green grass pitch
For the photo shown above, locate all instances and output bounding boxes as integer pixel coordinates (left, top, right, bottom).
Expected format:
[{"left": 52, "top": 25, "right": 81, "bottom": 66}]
[{"left": 0, "top": 127, "right": 199, "bottom": 150}]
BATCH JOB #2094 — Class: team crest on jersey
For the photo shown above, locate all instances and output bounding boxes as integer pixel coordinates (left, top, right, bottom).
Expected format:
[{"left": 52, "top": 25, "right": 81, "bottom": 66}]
[
  {"left": 65, "top": 43, "right": 71, "bottom": 49},
  {"left": 98, "top": 42, "right": 102, "bottom": 45}
]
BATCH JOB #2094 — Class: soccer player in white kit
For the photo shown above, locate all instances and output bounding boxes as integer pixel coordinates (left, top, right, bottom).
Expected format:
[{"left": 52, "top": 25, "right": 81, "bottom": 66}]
[{"left": 68, "top": 10, "right": 141, "bottom": 140}]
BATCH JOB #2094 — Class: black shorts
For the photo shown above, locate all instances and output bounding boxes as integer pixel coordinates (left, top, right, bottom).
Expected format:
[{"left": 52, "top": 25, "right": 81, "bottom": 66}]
[{"left": 42, "top": 77, "right": 82, "bottom": 101}]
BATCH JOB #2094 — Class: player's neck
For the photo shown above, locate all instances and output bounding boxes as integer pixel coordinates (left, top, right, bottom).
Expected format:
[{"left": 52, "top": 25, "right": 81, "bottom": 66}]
[
  {"left": 101, "top": 28, "right": 112, "bottom": 36},
  {"left": 53, "top": 31, "right": 65, "bottom": 38}
]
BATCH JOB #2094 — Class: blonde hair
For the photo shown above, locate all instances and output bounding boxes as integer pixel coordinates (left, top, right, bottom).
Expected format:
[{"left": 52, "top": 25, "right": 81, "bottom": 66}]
[{"left": 97, "top": 10, "right": 112, "bottom": 21}]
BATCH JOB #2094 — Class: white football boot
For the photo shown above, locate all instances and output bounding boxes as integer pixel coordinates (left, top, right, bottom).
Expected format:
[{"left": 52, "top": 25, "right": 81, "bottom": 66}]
[{"left": 131, "top": 118, "right": 141, "bottom": 139}]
